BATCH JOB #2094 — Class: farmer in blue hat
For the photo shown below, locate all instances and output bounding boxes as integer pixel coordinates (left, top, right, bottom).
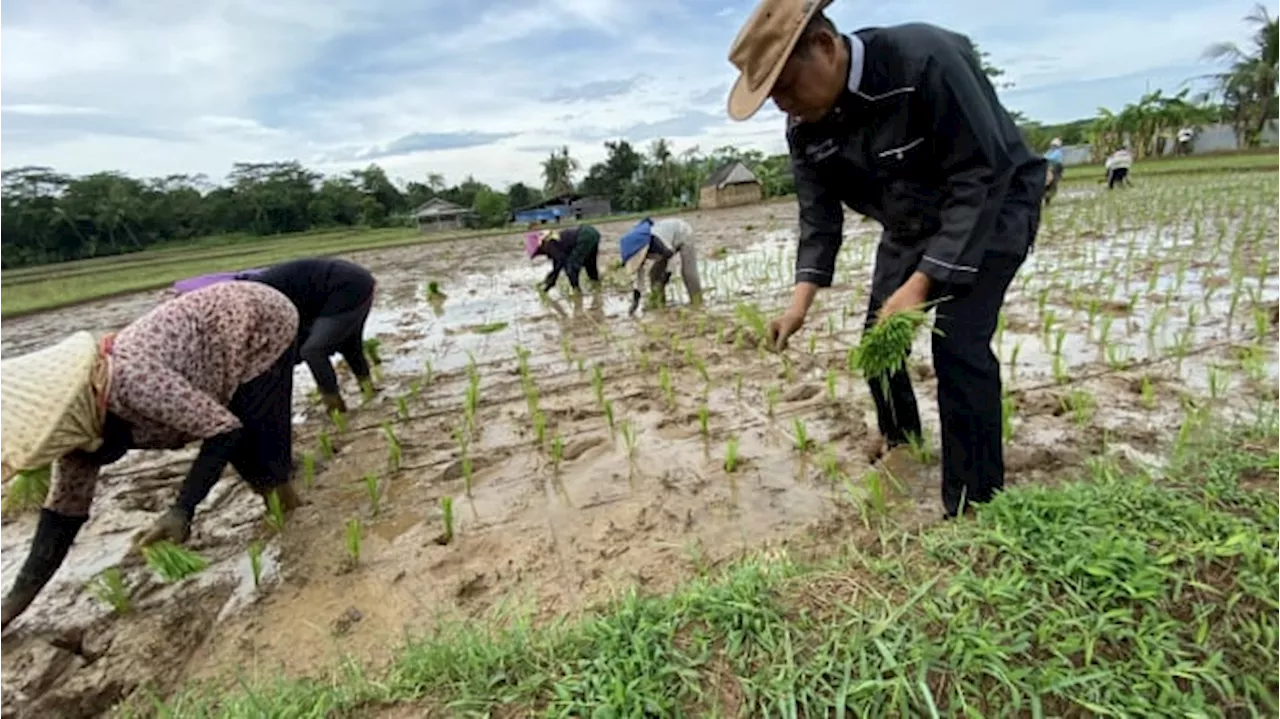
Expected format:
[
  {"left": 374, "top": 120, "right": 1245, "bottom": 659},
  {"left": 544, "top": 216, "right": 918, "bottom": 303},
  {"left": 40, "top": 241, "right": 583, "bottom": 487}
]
[{"left": 620, "top": 218, "right": 703, "bottom": 315}]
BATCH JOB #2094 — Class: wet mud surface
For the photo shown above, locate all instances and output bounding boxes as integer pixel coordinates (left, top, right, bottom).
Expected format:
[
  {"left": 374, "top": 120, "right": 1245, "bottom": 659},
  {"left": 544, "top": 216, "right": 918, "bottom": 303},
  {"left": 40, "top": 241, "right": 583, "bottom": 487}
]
[{"left": 2, "top": 175, "right": 1277, "bottom": 716}]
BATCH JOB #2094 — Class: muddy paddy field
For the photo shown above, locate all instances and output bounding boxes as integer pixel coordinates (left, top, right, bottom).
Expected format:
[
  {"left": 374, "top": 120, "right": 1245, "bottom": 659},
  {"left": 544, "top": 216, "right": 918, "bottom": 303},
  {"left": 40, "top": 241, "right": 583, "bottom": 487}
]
[{"left": 1, "top": 171, "right": 1277, "bottom": 716}]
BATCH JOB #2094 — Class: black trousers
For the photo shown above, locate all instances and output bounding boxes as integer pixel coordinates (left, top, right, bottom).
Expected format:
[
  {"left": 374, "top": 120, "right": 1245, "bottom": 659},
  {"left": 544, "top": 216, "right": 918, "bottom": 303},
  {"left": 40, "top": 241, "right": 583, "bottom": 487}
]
[
  {"left": 864, "top": 241, "right": 1027, "bottom": 516},
  {"left": 226, "top": 344, "right": 296, "bottom": 491},
  {"left": 1107, "top": 167, "right": 1129, "bottom": 189},
  {"left": 300, "top": 298, "right": 373, "bottom": 395}
]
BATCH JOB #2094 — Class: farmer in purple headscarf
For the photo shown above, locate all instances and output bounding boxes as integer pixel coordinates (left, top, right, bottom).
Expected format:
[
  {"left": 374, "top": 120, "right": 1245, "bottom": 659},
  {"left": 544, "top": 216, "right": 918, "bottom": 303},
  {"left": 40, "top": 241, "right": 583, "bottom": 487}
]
[
  {"left": 173, "top": 258, "right": 378, "bottom": 413},
  {"left": 526, "top": 225, "right": 601, "bottom": 294}
]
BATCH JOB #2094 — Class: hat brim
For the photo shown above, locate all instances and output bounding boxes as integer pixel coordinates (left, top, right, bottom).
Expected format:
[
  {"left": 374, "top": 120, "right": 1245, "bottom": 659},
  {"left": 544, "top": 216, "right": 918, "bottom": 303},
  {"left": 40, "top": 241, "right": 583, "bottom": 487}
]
[{"left": 726, "top": 0, "right": 831, "bottom": 121}]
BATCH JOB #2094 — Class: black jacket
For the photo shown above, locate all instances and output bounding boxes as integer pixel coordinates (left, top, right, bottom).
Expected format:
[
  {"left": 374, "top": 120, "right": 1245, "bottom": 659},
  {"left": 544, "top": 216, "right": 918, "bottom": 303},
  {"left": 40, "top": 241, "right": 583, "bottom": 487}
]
[
  {"left": 246, "top": 258, "right": 376, "bottom": 327},
  {"left": 789, "top": 23, "right": 1046, "bottom": 288}
]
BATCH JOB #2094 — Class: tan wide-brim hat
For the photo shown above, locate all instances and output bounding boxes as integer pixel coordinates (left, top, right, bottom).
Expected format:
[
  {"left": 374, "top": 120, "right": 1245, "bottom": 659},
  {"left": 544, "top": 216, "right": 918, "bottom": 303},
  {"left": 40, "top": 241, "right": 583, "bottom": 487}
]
[
  {"left": 726, "top": 0, "right": 834, "bottom": 121},
  {"left": 1, "top": 331, "right": 107, "bottom": 480}
]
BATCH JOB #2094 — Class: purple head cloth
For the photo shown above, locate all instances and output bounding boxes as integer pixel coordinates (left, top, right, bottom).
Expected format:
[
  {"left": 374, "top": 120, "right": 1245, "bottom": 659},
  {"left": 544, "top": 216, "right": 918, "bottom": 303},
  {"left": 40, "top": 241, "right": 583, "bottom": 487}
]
[{"left": 170, "top": 268, "right": 264, "bottom": 294}]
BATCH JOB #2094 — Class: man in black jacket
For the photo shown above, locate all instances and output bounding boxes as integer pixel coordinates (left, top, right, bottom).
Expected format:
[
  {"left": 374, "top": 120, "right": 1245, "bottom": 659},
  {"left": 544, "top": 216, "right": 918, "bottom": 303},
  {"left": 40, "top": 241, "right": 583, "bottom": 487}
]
[{"left": 726, "top": 0, "right": 1045, "bottom": 517}]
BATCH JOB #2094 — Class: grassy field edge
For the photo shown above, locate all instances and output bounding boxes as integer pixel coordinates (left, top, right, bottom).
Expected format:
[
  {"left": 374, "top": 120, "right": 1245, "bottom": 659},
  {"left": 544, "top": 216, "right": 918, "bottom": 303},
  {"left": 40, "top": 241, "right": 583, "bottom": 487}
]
[{"left": 131, "top": 404, "right": 1280, "bottom": 718}]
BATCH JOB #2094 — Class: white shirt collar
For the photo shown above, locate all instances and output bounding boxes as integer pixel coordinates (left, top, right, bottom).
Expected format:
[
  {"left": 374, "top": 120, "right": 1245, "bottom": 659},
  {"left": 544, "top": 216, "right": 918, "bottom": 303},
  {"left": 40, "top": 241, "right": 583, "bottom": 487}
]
[{"left": 847, "top": 33, "right": 865, "bottom": 94}]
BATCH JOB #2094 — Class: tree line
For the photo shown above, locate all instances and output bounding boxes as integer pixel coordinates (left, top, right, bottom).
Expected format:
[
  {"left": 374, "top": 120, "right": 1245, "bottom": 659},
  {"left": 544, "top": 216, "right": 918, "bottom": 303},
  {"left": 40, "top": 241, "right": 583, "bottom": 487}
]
[{"left": 0, "top": 141, "right": 796, "bottom": 269}]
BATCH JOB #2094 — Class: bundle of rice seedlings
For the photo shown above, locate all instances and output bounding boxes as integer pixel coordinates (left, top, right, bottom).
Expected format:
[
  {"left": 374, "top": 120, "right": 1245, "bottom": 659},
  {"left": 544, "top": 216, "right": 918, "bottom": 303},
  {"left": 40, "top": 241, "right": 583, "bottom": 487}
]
[
  {"left": 142, "top": 540, "right": 210, "bottom": 582},
  {"left": 854, "top": 306, "right": 942, "bottom": 393},
  {"left": 2, "top": 465, "right": 51, "bottom": 516}
]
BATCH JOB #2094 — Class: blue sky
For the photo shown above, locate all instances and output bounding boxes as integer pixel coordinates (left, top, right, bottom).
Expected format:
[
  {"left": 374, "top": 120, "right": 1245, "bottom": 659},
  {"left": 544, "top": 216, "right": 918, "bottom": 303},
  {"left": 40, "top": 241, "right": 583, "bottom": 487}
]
[{"left": 0, "top": 0, "right": 1253, "bottom": 189}]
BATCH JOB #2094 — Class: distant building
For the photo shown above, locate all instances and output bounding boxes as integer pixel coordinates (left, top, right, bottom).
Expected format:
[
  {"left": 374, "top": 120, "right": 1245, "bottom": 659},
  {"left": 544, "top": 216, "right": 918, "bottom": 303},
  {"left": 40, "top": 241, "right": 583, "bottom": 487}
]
[
  {"left": 513, "top": 194, "right": 612, "bottom": 225},
  {"left": 413, "top": 198, "right": 474, "bottom": 233},
  {"left": 699, "top": 161, "right": 763, "bottom": 209}
]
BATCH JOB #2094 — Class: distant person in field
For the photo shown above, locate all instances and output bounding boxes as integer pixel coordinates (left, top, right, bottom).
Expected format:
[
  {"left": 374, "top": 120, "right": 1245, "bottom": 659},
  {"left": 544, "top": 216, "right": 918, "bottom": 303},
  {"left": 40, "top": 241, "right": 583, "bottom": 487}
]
[
  {"left": 619, "top": 217, "right": 703, "bottom": 315},
  {"left": 0, "top": 282, "right": 303, "bottom": 629},
  {"left": 1043, "top": 138, "right": 1066, "bottom": 206},
  {"left": 1176, "top": 127, "right": 1194, "bottom": 156},
  {"left": 173, "top": 258, "right": 379, "bottom": 414},
  {"left": 526, "top": 225, "right": 602, "bottom": 294},
  {"left": 1105, "top": 147, "right": 1133, "bottom": 189}
]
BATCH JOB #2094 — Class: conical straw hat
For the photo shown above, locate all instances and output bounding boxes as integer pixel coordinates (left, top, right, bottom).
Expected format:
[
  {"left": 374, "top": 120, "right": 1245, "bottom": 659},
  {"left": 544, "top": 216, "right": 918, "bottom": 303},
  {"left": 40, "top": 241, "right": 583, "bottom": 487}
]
[{"left": 1, "top": 332, "right": 107, "bottom": 480}]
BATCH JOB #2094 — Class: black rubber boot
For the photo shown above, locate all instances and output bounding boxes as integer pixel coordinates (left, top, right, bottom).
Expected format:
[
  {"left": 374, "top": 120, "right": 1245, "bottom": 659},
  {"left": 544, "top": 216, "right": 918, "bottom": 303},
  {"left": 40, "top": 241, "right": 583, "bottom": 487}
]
[{"left": 2, "top": 509, "right": 87, "bottom": 629}]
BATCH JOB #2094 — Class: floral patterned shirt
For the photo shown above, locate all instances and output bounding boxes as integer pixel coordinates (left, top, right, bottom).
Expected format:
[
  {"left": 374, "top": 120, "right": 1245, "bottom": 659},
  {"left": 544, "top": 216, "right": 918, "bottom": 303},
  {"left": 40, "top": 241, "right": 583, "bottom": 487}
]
[{"left": 46, "top": 282, "right": 299, "bottom": 516}]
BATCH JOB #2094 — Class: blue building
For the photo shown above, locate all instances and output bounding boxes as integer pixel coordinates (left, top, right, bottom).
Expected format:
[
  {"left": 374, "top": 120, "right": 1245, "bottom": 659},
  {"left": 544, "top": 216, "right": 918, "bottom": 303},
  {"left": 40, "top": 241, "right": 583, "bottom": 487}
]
[{"left": 512, "top": 193, "right": 612, "bottom": 225}]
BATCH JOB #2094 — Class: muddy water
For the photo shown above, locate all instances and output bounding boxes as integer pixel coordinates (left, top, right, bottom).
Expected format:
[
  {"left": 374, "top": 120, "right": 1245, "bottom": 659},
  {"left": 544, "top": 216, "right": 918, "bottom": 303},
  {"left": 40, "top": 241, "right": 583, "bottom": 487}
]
[{"left": 1, "top": 177, "right": 1278, "bottom": 716}]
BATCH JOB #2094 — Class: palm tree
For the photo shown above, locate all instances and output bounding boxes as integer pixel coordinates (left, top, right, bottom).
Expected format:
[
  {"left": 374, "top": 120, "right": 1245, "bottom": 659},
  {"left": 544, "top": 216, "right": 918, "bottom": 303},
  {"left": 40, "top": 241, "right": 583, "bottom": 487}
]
[
  {"left": 541, "top": 146, "right": 579, "bottom": 197},
  {"left": 1203, "top": 4, "right": 1279, "bottom": 147}
]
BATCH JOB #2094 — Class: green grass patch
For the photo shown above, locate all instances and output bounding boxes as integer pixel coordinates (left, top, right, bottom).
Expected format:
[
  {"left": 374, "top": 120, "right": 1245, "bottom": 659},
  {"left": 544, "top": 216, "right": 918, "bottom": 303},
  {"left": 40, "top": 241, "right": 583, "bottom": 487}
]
[{"left": 133, "top": 415, "right": 1278, "bottom": 717}]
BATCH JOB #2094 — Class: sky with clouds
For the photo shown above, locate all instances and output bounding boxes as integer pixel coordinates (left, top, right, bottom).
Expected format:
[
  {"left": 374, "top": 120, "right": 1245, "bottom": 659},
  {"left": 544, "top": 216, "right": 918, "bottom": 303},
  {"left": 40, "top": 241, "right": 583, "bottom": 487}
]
[{"left": 1, "top": 0, "right": 1256, "bottom": 190}]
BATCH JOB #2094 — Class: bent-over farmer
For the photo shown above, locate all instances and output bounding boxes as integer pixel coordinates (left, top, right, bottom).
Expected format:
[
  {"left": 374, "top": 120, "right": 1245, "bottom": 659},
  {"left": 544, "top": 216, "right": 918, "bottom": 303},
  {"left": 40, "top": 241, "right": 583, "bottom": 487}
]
[
  {"left": 0, "top": 281, "right": 303, "bottom": 628},
  {"left": 1104, "top": 147, "right": 1133, "bottom": 189},
  {"left": 174, "top": 258, "right": 379, "bottom": 414},
  {"left": 526, "top": 225, "right": 601, "bottom": 294},
  {"left": 726, "top": 0, "right": 1045, "bottom": 518},
  {"left": 619, "top": 217, "right": 703, "bottom": 315},
  {"left": 244, "top": 258, "right": 378, "bottom": 414}
]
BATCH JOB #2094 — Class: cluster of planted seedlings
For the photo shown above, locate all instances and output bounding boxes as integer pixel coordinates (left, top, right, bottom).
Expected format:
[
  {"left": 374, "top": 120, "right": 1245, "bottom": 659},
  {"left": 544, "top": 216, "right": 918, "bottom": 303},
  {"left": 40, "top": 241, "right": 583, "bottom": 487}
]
[{"left": 142, "top": 541, "right": 210, "bottom": 583}]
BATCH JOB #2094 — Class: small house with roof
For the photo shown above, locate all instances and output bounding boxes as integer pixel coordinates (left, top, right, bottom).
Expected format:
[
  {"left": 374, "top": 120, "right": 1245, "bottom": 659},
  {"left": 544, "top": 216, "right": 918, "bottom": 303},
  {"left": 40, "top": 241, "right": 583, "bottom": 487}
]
[
  {"left": 699, "top": 161, "right": 763, "bottom": 209},
  {"left": 413, "top": 198, "right": 475, "bottom": 233}
]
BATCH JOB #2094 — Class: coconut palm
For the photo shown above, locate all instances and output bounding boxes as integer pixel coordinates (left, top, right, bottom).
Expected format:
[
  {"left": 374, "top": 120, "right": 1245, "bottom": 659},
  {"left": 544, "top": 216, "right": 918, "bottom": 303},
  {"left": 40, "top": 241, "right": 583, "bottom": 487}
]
[{"left": 1203, "top": 4, "right": 1279, "bottom": 147}]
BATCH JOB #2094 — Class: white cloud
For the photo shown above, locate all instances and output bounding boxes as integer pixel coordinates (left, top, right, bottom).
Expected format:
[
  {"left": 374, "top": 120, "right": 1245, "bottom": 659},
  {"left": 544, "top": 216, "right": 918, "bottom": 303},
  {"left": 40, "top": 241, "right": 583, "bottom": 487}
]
[{"left": 0, "top": 0, "right": 1259, "bottom": 188}]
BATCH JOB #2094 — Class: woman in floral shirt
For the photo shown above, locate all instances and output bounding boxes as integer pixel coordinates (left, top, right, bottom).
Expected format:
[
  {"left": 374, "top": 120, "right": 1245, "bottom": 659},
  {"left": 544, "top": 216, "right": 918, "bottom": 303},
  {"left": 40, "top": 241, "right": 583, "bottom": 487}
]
[{"left": 1, "top": 281, "right": 301, "bottom": 628}]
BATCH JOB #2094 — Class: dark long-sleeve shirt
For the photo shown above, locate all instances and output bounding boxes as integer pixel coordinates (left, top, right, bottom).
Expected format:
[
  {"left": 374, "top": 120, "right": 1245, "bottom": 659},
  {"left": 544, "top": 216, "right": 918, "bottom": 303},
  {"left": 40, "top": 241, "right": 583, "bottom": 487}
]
[
  {"left": 788, "top": 24, "right": 1046, "bottom": 288},
  {"left": 247, "top": 258, "right": 376, "bottom": 329}
]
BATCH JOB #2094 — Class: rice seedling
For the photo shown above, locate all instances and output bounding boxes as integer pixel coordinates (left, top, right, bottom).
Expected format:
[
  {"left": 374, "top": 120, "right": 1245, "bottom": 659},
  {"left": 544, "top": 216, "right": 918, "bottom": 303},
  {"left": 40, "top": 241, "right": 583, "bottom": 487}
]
[
  {"left": 1207, "top": 366, "right": 1228, "bottom": 401},
  {"left": 807, "top": 334, "right": 817, "bottom": 354},
  {"left": 791, "top": 418, "right": 812, "bottom": 453},
  {"left": 723, "top": 436, "right": 740, "bottom": 473},
  {"left": 905, "top": 428, "right": 936, "bottom": 464},
  {"left": 426, "top": 281, "right": 446, "bottom": 301},
  {"left": 345, "top": 518, "right": 362, "bottom": 565},
  {"left": 265, "top": 490, "right": 286, "bottom": 532},
  {"left": 396, "top": 395, "right": 410, "bottom": 420},
  {"left": 532, "top": 410, "right": 547, "bottom": 446},
  {"left": 143, "top": 541, "right": 210, "bottom": 583},
  {"left": 862, "top": 470, "right": 888, "bottom": 517},
  {"left": 88, "top": 568, "right": 131, "bottom": 615},
  {"left": 1105, "top": 342, "right": 1131, "bottom": 370},
  {"left": 329, "top": 408, "right": 348, "bottom": 433},
  {"left": 1097, "top": 315, "right": 1114, "bottom": 347},
  {"left": 603, "top": 399, "right": 615, "bottom": 434},
  {"left": 422, "top": 359, "right": 434, "bottom": 387},
  {"left": 381, "top": 423, "right": 402, "bottom": 473},
  {"left": 1052, "top": 353, "right": 1069, "bottom": 385},
  {"left": 473, "top": 321, "right": 508, "bottom": 335},
  {"left": 439, "top": 496, "right": 455, "bottom": 545},
  {"left": 581, "top": 363, "right": 602, "bottom": 408},
  {"left": 1001, "top": 393, "right": 1015, "bottom": 443},
  {"left": 408, "top": 379, "right": 422, "bottom": 400},
  {"left": 1061, "top": 389, "right": 1095, "bottom": 427},
  {"left": 825, "top": 368, "right": 837, "bottom": 403},
  {"left": 560, "top": 336, "right": 573, "bottom": 364},
  {"left": 1052, "top": 328, "right": 1067, "bottom": 357},
  {"left": 819, "top": 445, "right": 843, "bottom": 483},
  {"left": 300, "top": 452, "right": 317, "bottom": 490},
  {"left": 318, "top": 431, "right": 334, "bottom": 461},
  {"left": 1008, "top": 340, "right": 1022, "bottom": 382},
  {"left": 1, "top": 465, "right": 50, "bottom": 516},
  {"left": 659, "top": 366, "right": 675, "bottom": 409},
  {"left": 697, "top": 404, "right": 710, "bottom": 439},
  {"left": 621, "top": 421, "right": 638, "bottom": 462},
  {"left": 247, "top": 541, "right": 264, "bottom": 589},
  {"left": 363, "top": 474, "right": 382, "bottom": 516},
  {"left": 765, "top": 385, "right": 780, "bottom": 418},
  {"left": 550, "top": 434, "right": 564, "bottom": 474},
  {"left": 362, "top": 338, "right": 383, "bottom": 367}
]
